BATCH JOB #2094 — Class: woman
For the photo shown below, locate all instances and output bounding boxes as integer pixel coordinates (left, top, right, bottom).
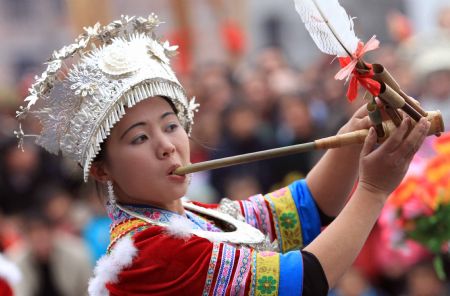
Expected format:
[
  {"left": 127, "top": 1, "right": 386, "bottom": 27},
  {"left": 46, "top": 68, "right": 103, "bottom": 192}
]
[{"left": 16, "top": 15, "right": 430, "bottom": 295}]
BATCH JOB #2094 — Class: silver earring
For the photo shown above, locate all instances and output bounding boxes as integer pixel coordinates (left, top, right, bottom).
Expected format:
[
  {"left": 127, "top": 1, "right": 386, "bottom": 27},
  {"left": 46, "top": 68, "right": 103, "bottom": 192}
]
[{"left": 107, "top": 180, "right": 116, "bottom": 204}]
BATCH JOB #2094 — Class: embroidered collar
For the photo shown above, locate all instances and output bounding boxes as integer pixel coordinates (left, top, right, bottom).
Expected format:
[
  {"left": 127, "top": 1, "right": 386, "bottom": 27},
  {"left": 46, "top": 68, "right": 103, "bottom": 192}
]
[
  {"left": 107, "top": 202, "right": 222, "bottom": 232},
  {"left": 107, "top": 201, "right": 268, "bottom": 248}
]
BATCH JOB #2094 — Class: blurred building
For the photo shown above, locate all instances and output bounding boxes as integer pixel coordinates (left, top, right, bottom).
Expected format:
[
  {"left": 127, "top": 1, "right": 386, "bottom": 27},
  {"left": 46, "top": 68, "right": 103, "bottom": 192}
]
[{"left": 0, "top": 0, "right": 418, "bottom": 90}]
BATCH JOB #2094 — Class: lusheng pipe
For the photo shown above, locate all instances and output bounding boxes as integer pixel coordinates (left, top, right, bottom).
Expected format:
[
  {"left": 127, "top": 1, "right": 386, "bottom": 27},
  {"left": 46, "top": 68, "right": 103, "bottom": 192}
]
[
  {"left": 174, "top": 111, "right": 444, "bottom": 175},
  {"left": 372, "top": 64, "right": 428, "bottom": 117},
  {"left": 378, "top": 82, "right": 423, "bottom": 122}
]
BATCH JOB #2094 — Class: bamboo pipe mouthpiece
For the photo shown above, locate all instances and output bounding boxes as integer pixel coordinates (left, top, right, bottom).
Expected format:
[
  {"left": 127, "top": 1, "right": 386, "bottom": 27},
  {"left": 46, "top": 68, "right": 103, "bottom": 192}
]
[
  {"left": 379, "top": 110, "right": 444, "bottom": 141},
  {"left": 426, "top": 110, "right": 445, "bottom": 136}
]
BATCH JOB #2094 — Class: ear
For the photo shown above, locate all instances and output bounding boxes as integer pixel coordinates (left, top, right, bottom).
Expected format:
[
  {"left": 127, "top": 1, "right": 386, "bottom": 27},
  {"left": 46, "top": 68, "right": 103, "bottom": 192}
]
[{"left": 90, "top": 162, "right": 111, "bottom": 183}]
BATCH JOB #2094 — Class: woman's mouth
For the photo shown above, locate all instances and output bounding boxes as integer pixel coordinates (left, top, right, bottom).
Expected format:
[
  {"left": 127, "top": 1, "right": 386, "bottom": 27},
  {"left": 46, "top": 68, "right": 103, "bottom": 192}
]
[{"left": 167, "top": 164, "right": 186, "bottom": 183}]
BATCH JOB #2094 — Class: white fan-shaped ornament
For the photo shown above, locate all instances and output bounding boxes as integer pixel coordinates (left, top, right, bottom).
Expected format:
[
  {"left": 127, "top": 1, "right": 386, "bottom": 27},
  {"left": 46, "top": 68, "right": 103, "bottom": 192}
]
[{"left": 99, "top": 39, "right": 146, "bottom": 76}]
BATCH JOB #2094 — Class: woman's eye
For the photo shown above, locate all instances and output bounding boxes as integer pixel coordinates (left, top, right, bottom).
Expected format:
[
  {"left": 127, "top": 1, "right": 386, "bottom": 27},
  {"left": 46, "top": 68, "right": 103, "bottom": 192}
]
[
  {"left": 166, "top": 123, "right": 179, "bottom": 133},
  {"left": 131, "top": 135, "right": 148, "bottom": 145}
]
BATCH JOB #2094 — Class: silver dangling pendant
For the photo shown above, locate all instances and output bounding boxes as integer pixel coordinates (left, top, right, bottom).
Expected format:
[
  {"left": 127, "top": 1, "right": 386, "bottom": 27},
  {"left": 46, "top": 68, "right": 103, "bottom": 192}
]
[{"left": 107, "top": 180, "right": 116, "bottom": 204}]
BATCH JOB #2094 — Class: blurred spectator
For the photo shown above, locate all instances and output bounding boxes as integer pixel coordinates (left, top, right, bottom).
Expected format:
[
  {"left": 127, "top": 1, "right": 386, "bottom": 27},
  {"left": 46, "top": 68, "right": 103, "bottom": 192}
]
[
  {"left": 7, "top": 211, "right": 91, "bottom": 296},
  {"left": 405, "top": 261, "right": 448, "bottom": 296},
  {"left": 0, "top": 137, "right": 75, "bottom": 216},
  {"left": 419, "top": 70, "right": 450, "bottom": 127},
  {"left": 193, "top": 62, "right": 235, "bottom": 116},
  {"left": 329, "top": 267, "right": 382, "bottom": 296},
  {"left": 224, "top": 174, "right": 261, "bottom": 201},
  {"left": 238, "top": 68, "right": 277, "bottom": 126},
  {"left": 37, "top": 185, "right": 76, "bottom": 234},
  {"left": 209, "top": 101, "right": 274, "bottom": 196},
  {"left": 271, "top": 94, "right": 315, "bottom": 187},
  {"left": 0, "top": 139, "right": 43, "bottom": 215}
]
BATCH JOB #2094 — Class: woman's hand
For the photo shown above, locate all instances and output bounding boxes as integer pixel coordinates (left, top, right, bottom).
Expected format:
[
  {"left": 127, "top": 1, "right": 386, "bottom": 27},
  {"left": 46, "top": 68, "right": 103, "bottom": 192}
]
[
  {"left": 358, "top": 117, "right": 430, "bottom": 197},
  {"left": 338, "top": 103, "right": 372, "bottom": 135}
]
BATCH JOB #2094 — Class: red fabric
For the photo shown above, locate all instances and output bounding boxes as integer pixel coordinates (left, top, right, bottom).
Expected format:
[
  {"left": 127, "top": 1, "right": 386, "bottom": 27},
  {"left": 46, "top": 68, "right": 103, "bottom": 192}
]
[
  {"left": 335, "top": 36, "right": 381, "bottom": 102},
  {"left": 107, "top": 226, "right": 212, "bottom": 295},
  {"left": 190, "top": 201, "right": 219, "bottom": 210},
  {"left": 0, "top": 278, "right": 13, "bottom": 296}
]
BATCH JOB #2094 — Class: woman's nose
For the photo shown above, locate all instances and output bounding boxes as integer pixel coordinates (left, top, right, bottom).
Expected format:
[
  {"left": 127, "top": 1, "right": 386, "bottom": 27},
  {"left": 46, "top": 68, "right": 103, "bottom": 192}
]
[{"left": 156, "top": 135, "right": 176, "bottom": 159}]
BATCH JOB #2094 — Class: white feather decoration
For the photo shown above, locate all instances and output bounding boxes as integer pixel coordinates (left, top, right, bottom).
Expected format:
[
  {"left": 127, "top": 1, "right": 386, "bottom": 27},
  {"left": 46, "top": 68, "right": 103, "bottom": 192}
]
[{"left": 294, "top": 0, "right": 360, "bottom": 57}]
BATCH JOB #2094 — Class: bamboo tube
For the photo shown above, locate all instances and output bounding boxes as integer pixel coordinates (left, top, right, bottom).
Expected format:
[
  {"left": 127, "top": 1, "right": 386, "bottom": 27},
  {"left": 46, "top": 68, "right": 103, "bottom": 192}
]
[
  {"left": 174, "top": 111, "right": 444, "bottom": 175},
  {"left": 372, "top": 64, "right": 427, "bottom": 117},
  {"left": 378, "top": 82, "right": 422, "bottom": 122},
  {"left": 367, "top": 100, "right": 385, "bottom": 138},
  {"left": 384, "top": 104, "right": 403, "bottom": 127}
]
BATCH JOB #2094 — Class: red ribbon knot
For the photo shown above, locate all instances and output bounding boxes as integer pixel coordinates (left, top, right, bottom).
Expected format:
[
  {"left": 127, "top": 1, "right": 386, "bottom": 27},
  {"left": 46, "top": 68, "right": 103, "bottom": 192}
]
[{"left": 335, "top": 35, "right": 381, "bottom": 102}]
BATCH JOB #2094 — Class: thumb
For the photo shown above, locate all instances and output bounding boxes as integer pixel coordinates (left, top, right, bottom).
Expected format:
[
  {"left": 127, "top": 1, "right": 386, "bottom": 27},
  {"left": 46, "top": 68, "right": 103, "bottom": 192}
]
[{"left": 361, "top": 127, "right": 377, "bottom": 157}]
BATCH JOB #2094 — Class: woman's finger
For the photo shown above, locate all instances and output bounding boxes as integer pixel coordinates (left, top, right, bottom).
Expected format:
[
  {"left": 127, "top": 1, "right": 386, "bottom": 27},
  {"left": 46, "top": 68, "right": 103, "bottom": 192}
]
[
  {"left": 396, "top": 118, "right": 430, "bottom": 160},
  {"left": 379, "top": 117, "right": 410, "bottom": 153},
  {"left": 361, "top": 127, "right": 377, "bottom": 158}
]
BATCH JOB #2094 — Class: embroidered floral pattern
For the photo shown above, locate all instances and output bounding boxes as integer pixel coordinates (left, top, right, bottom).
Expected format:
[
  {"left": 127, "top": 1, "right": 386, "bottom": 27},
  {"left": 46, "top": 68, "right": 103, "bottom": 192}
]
[
  {"left": 257, "top": 276, "right": 277, "bottom": 294},
  {"left": 265, "top": 187, "right": 303, "bottom": 252},
  {"left": 254, "top": 252, "right": 279, "bottom": 296},
  {"left": 280, "top": 212, "right": 297, "bottom": 229}
]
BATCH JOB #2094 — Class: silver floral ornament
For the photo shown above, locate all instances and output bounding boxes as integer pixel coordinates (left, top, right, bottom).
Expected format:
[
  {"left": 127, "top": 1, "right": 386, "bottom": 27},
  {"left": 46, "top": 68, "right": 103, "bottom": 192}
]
[
  {"left": 45, "top": 59, "right": 62, "bottom": 75},
  {"left": 84, "top": 22, "right": 101, "bottom": 37},
  {"left": 147, "top": 39, "right": 169, "bottom": 64},
  {"left": 68, "top": 66, "right": 102, "bottom": 97},
  {"left": 99, "top": 38, "right": 146, "bottom": 76}
]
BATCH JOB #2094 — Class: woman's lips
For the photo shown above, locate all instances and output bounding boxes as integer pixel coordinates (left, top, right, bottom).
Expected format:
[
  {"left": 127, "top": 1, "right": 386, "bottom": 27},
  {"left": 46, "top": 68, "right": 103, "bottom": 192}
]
[{"left": 167, "top": 173, "right": 186, "bottom": 183}]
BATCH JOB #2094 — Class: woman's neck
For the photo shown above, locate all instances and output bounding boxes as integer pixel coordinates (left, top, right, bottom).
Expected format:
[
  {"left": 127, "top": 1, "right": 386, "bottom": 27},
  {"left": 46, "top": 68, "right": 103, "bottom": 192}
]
[{"left": 158, "top": 199, "right": 185, "bottom": 215}]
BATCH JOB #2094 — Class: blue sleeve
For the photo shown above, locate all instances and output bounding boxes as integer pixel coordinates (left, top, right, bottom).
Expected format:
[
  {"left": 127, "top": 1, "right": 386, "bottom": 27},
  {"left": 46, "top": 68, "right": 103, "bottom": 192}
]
[
  {"left": 279, "top": 251, "right": 303, "bottom": 296},
  {"left": 288, "top": 179, "right": 321, "bottom": 245}
]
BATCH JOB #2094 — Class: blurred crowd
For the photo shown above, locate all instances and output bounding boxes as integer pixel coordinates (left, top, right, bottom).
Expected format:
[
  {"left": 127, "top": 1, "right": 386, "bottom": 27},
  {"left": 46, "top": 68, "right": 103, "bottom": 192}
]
[{"left": 1, "top": 1, "right": 450, "bottom": 295}]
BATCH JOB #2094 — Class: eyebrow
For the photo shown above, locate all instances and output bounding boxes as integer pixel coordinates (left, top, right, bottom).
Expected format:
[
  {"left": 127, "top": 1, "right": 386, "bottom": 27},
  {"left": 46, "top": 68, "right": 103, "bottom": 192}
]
[{"left": 120, "top": 111, "right": 176, "bottom": 140}]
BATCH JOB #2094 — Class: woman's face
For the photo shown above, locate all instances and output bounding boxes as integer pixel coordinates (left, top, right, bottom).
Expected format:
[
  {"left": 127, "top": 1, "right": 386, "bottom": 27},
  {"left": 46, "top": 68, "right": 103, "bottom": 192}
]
[{"left": 100, "top": 97, "right": 190, "bottom": 207}]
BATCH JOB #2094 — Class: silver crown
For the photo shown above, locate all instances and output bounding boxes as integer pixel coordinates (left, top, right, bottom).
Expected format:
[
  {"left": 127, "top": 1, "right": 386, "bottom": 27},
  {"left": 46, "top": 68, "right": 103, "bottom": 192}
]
[{"left": 16, "top": 14, "right": 199, "bottom": 181}]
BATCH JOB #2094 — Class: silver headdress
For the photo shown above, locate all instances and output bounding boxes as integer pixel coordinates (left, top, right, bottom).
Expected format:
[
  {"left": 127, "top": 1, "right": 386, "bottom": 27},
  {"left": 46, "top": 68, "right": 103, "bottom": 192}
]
[{"left": 16, "top": 14, "right": 199, "bottom": 181}]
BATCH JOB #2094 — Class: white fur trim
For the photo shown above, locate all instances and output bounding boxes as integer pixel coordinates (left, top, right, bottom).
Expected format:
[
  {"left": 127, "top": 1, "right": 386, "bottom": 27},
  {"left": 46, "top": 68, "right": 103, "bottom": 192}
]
[
  {"left": 165, "top": 215, "right": 193, "bottom": 240},
  {"left": 88, "top": 236, "right": 138, "bottom": 296},
  {"left": 0, "top": 253, "right": 21, "bottom": 285}
]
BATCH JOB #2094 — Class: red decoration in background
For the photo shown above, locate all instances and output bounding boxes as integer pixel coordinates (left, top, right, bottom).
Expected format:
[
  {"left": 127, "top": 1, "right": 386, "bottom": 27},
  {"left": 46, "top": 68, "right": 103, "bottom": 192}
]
[
  {"left": 221, "top": 21, "right": 246, "bottom": 56},
  {"left": 335, "top": 36, "right": 381, "bottom": 102},
  {"left": 169, "top": 29, "right": 193, "bottom": 75}
]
